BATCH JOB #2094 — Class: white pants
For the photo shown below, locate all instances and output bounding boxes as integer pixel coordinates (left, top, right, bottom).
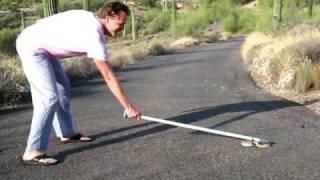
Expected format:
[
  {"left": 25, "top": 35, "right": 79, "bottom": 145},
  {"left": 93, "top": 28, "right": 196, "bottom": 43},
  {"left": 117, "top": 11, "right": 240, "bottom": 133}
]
[{"left": 16, "top": 37, "right": 75, "bottom": 151}]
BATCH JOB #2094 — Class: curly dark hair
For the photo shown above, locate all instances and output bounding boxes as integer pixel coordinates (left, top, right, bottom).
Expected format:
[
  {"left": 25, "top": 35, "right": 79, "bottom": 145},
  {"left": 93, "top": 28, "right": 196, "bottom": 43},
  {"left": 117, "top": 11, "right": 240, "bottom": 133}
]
[{"left": 97, "top": 1, "right": 130, "bottom": 18}]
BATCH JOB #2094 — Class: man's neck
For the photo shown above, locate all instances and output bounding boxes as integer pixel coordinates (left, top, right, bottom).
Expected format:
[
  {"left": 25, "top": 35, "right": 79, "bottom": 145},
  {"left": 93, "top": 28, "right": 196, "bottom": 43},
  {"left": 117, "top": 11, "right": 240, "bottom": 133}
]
[{"left": 99, "top": 18, "right": 111, "bottom": 36}]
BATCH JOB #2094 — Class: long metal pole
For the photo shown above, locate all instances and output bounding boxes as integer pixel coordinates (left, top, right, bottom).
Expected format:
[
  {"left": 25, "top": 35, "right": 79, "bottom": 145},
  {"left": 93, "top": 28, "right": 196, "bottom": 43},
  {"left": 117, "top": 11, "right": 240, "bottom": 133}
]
[{"left": 141, "top": 115, "right": 262, "bottom": 142}]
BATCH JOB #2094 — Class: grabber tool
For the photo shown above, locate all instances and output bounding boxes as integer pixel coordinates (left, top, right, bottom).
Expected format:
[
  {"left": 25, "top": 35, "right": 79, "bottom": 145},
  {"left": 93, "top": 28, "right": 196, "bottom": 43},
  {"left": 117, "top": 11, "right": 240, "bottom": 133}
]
[{"left": 124, "top": 111, "right": 273, "bottom": 148}]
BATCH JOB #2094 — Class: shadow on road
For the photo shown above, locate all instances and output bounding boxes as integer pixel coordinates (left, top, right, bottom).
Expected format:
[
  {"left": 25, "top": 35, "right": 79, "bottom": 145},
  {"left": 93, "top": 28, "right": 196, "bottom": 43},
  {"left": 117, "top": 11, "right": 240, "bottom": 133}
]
[
  {"left": 57, "top": 100, "right": 299, "bottom": 162},
  {"left": 166, "top": 47, "right": 240, "bottom": 56},
  {"left": 176, "top": 100, "right": 299, "bottom": 129},
  {"left": 117, "top": 59, "right": 202, "bottom": 74}
]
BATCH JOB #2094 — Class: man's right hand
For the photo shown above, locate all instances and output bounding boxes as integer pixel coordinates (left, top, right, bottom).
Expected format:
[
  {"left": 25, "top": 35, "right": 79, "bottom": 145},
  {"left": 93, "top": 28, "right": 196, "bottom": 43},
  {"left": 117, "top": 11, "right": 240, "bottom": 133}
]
[{"left": 124, "top": 106, "right": 141, "bottom": 121}]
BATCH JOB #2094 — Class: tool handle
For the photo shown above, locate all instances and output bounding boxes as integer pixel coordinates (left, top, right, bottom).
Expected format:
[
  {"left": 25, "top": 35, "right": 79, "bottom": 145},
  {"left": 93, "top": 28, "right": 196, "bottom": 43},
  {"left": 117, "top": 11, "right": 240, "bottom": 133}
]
[{"left": 141, "top": 115, "right": 261, "bottom": 142}]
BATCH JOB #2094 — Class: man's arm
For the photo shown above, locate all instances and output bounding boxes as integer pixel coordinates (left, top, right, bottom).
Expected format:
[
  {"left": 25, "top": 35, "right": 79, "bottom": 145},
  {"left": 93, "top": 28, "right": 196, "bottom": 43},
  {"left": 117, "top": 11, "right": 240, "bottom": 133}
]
[{"left": 94, "top": 60, "right": 140, "bottom": 120}]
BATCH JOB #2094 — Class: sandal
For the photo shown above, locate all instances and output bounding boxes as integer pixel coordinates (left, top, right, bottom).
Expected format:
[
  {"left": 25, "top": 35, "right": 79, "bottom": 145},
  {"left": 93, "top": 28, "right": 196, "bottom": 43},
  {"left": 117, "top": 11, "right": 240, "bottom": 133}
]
[
  {"left": 21, "top": 154, "right": 59, "bottom": 166},
  {"left": 59, "top": 133, "right": 93, "bottom": 144}
]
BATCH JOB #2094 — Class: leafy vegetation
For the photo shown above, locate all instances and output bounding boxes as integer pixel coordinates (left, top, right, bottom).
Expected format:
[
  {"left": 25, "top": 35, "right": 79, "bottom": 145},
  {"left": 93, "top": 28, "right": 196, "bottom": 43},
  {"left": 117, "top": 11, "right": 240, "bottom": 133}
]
[
  {"left": 0, "top": 28, "right": 19, "bottom": 55},
  {"left": 2, "top": 0, "right": 320, "bottom": 107}
]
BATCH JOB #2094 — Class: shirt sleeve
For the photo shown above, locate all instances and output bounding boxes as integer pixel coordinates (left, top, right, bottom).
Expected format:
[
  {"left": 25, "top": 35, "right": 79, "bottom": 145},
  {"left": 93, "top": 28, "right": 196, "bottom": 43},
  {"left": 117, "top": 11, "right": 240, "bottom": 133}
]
[{"left": 86, "top": 29, "right": 108, "bottom": 61}]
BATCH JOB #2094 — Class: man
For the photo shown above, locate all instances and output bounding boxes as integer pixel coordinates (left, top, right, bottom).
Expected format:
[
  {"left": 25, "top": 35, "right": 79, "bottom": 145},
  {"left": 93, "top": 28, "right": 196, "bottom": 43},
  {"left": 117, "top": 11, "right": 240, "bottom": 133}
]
[{"left": 16, "top": 1, "right": 141, "bottom": 166}]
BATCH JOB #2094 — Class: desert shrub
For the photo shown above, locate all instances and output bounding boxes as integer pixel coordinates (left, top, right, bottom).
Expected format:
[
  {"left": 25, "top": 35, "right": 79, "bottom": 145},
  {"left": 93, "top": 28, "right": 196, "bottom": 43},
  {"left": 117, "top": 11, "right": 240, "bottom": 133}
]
[
  {"left": 242, "top": 23, "right": 320, "bottom": 92},
  {"left": 294, "top": 62, "right": 319, "bottom": 92},
  {"left": 0, "top": 55, "right": 29, "bottom": 106},
  {"left": 144, "top": 10, "right": 171, "bottom": 35},
  {"left": 0, "top": 28, "right": 20, "bottom": 55},
  {"left": 223, "top": 12, "right": 239, "bottom": 33},
  {"left": 62, "top": 57, "right": 98, "bottom": 85},
  {"left": 174, "top": 7, "right": 212, "bottom": 37},
  {"left": 255, "top": 9, "right": 274, "bottom": 32},
  {"left": 238, "top": 9, "right": 257, "bottom": 33},
  {"left": 258, "top": 0, "right": 273, "bottom": 8}
]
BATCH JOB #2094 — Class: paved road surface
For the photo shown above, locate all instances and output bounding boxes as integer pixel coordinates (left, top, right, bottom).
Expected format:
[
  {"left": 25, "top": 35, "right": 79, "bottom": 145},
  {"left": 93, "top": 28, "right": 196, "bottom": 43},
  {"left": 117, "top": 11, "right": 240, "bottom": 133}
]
[{"left": 1, "top": 38, "right": 320, "bottom": 180}]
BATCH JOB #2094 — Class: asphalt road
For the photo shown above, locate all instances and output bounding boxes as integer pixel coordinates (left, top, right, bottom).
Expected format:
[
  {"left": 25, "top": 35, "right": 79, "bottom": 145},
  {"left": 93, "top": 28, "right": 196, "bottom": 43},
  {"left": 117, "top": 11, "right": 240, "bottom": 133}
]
[{"left": 1, "top": 38, "right": 320, "bottom": 180}]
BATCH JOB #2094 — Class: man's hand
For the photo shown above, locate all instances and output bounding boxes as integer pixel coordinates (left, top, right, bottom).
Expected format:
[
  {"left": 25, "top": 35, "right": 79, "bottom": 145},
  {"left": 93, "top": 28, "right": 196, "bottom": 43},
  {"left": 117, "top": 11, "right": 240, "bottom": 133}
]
[{"left": 124, "top": 107, "right": 141, "bottom": 121}]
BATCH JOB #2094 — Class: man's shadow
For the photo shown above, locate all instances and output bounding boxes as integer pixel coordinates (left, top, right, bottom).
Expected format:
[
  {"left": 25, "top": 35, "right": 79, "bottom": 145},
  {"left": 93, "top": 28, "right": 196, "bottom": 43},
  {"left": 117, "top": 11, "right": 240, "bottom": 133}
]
[{"left": 57, "top": 100, "right": 299, "bottom": 162}]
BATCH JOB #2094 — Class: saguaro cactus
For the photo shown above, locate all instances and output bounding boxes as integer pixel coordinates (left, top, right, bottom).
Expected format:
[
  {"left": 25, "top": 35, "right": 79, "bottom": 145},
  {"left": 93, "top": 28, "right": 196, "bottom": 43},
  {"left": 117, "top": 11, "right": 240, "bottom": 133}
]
[
  {"left": 122, "top": 26, "right": 127, "bottom": 38},
  {"left": 163, "top": 0, "right": 168, "bottom": 12},
  {"left": 171, "top": 0, "right": 177, "bottom": 35},
  {"left": 122, "top": 0, "right": 127, "bottom": 38},
  {"left": 42, "top": 0, "right": 59, "bottom": 17},
  {"left": 83, "top": 0, "right": 90, "bottom": 11},
  {"left": 131, "top": 7, "right": 137, "bottom": 41},
  {"left": 308, "top": 0, "right": 314, "bottom": 18},
  {"left": 20, "top": 9, "right": 26, "bottom": 30},
  {"left": 273, "top": 0, "right": 283, "bottom": 30}
]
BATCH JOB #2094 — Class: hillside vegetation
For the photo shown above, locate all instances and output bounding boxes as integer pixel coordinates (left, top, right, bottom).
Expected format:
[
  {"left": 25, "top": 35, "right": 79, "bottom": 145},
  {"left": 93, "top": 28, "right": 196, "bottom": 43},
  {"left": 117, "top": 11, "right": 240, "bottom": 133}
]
[{"left": 1, "top": 0, "right": 320, "bottom": 108}]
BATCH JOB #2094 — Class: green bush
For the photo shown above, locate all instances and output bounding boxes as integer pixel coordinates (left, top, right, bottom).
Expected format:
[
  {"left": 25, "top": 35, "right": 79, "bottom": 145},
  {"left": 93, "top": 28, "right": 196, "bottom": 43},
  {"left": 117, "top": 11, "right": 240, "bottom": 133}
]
[
  {"left": 173, "top": 0, "right": 243, "bottom": 36},
  {"left": 258, "top": 0, "right": 273, "bottom": 8},
  {"left": 0, "top": 28, "right": 20, "bottom": 55},
  {"left": 308, "top": 6, "right": 320, "bottom": 22},
  {"left": 143, "top": 8, "right": 163, "bottom": 23},
  {"left": 204, "top": 3, "right": 230, "bottom": 22},
  {"left": 199, "top": 0, "right": 237, "bottom": 6},
  {"left": 144, "top": 11, "right": 171, "bottom": 35},
  {"left": 174, "top": 0, "right": 240, "bottom": 37},
  {"left": 174, "top": 7, "right": 212, "bottom": 37},
  {"left": 204, "top": 0, "right": 237, "bottom": 20},
  {"left": 136, "top": 0, "right": 158, "bottom": 8},
  {"left": 223, "top": 12, "right": 239, "bottom": 33},
  {"left": 238, "top": 9, "right": 257, "bottom": 33},
  {"left": 0, "top": 12, "right": 21, "bottom": 29},
  {"left": 255, "top": 9, "right": 274, "bottom": 32}
]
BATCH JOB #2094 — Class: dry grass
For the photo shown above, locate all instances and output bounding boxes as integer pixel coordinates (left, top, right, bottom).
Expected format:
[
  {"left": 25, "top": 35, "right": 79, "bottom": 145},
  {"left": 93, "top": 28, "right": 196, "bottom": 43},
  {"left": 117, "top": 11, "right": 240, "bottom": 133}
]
[
  {"left": 108, "top": 36, "right": 198, "bottom": 68},
  {"left": 241, "top": 24, "right": 320, "bottom": 92},
  {"left": 169, "top": 37, "right": 200, "bottom": 49},
  {"left": 108, "top": 45, "right": 147, "bottom": 67},
  {"left": 0, "top": 55, "right": 99, "bottom": 107},
  {"left": 0, "top": 54, "right": 28, "bottom": 107},
  {"left": 61, "top": 57, "right": 98, "bottom": 85}
]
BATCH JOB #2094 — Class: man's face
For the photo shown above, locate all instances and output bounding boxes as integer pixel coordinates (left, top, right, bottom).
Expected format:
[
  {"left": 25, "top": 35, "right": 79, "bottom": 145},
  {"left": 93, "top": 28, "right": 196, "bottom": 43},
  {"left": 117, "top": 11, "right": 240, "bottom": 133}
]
[{"left": 105, "top": 11, "right": 127, "bottom": 37}]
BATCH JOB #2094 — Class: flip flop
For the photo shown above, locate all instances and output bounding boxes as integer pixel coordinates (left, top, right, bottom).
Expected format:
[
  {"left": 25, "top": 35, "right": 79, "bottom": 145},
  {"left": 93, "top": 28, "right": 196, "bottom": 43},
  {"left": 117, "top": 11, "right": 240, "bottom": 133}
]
[
  {"left": 59, "top": 133, "right": 93, "bottom": 144},
  {"left": 21, "top": 154, "right": 59, "bottom": 166}
]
